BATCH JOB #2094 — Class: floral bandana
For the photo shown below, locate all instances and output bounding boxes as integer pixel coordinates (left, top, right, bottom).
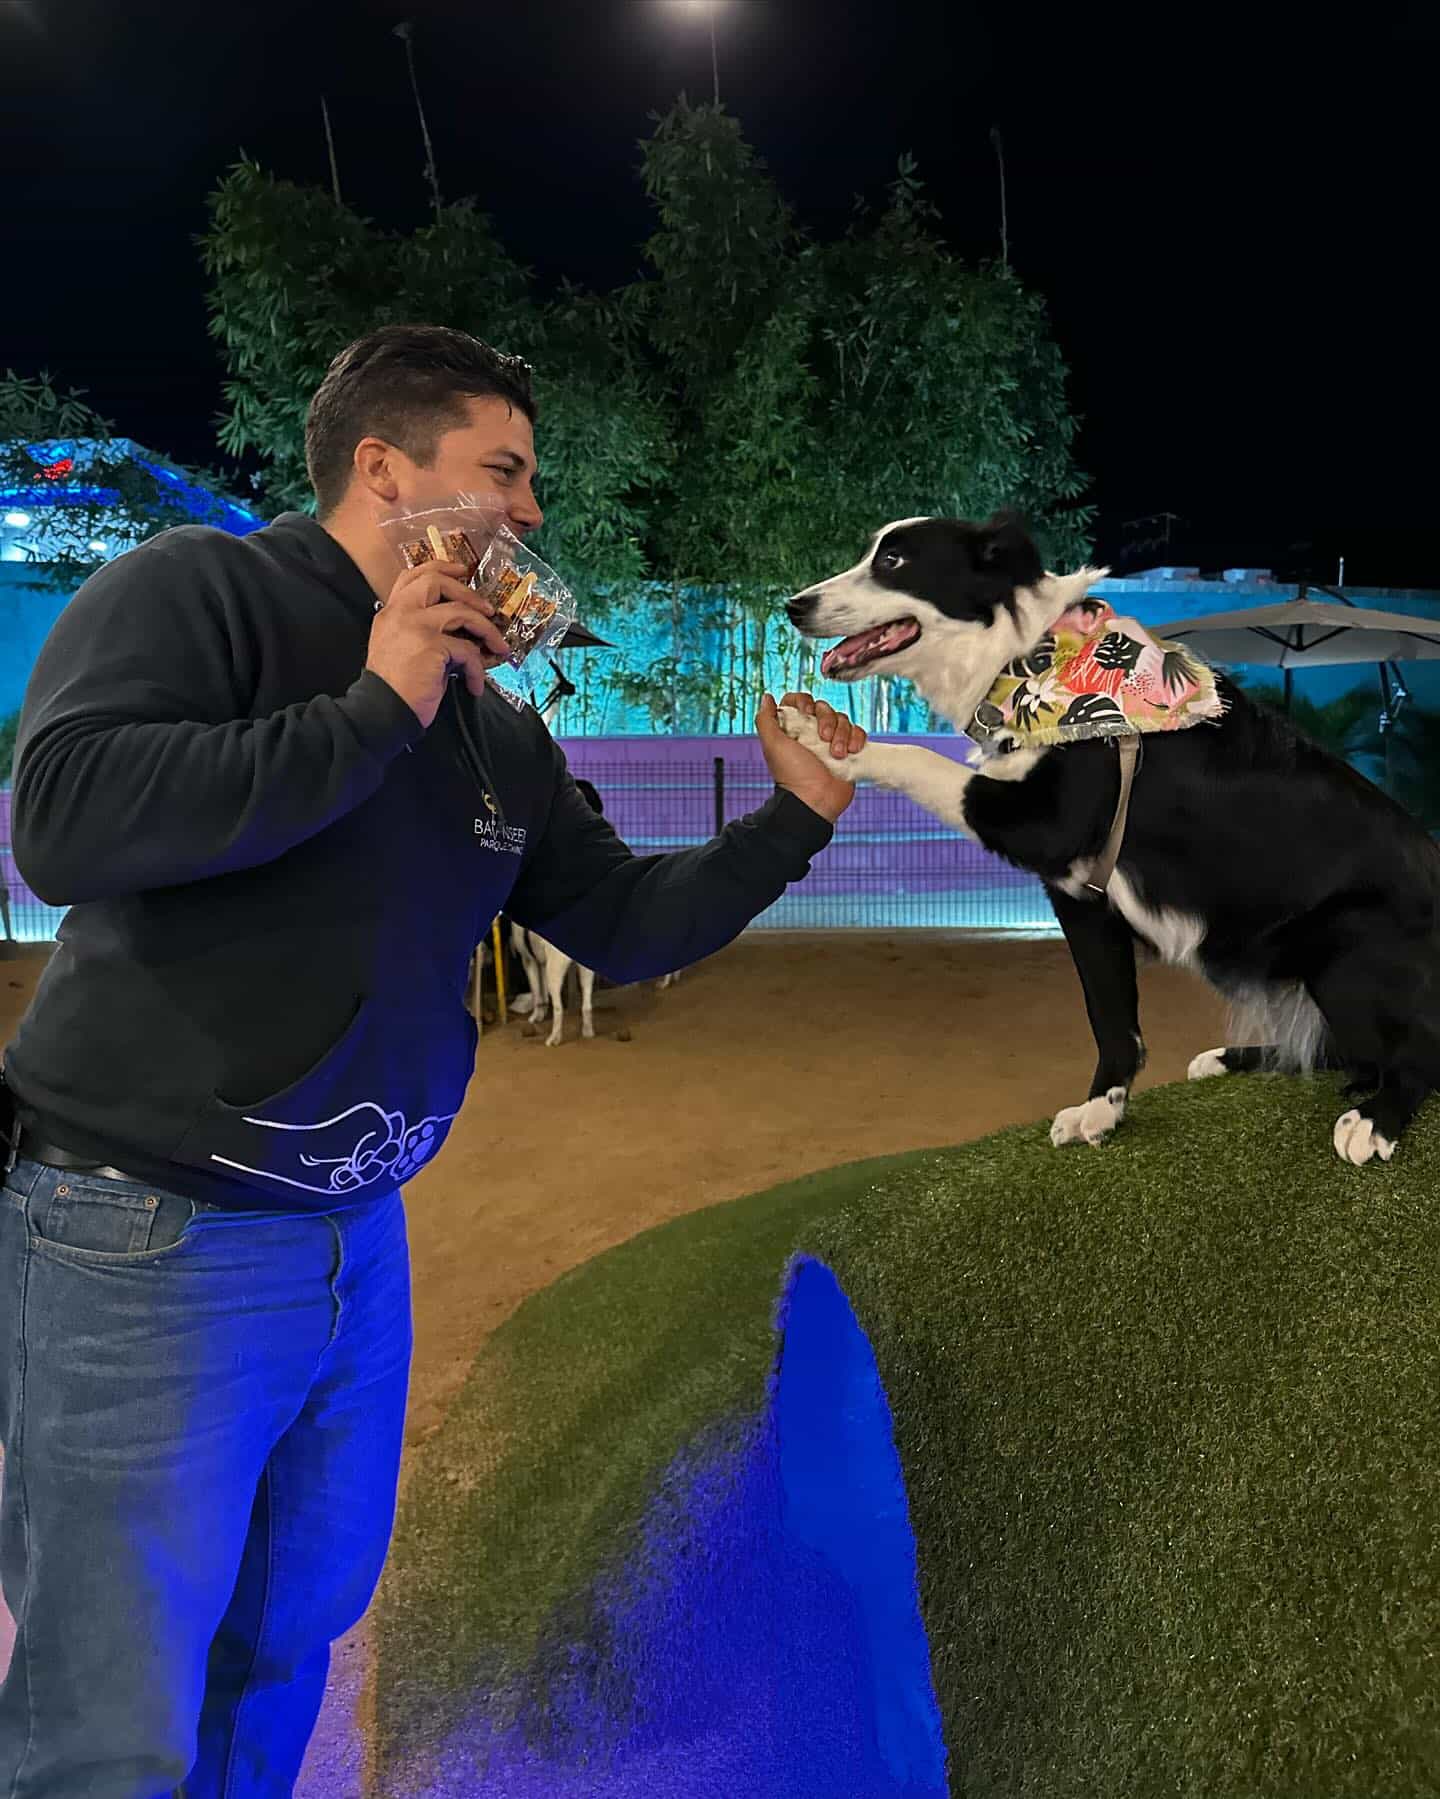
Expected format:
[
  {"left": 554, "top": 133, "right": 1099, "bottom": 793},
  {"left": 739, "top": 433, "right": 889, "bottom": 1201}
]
[{"left": 967, "top": 597, "right": 1225, "bottom": 755}]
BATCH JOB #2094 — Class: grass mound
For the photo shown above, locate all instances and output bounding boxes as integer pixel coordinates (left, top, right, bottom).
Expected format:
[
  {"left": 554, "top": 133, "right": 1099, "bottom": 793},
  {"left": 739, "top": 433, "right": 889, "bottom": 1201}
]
[{"left": 376, "top": 1074, "right": 1440, "bottom": 1796}]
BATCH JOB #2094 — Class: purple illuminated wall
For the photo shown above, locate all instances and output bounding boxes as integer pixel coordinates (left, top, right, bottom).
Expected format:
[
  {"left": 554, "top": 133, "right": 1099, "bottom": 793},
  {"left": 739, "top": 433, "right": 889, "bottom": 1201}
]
[
  {"left": 0, "top": 738, "right": 1056, "bottom": 943},
  {"left": 558, "top": 735, "right": 1054, "bottom": 931}
]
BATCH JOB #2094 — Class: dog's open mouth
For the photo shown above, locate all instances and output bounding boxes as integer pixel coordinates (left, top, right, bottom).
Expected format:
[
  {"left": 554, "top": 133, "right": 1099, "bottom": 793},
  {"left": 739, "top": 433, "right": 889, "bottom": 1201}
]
[{"left": 820, "top": 618, "right": 922, "bottom": 678}]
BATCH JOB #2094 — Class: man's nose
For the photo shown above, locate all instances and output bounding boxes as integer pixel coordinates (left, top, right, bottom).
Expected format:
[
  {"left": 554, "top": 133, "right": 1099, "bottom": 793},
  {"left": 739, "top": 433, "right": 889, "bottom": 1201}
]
[{"left": 510, "top": 488, "right": 544, "bottom": 536}]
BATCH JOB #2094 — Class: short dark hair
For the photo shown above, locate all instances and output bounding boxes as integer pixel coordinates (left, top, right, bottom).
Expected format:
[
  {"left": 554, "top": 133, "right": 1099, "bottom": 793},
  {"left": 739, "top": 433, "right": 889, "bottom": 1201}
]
[{"left": 305, "top": 324, "right": 537, "bottom": 516}]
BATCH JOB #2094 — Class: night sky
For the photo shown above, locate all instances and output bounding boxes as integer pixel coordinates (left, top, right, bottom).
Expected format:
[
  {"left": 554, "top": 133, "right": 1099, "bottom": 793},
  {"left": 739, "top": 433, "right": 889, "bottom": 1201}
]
[{"left": 3, "top": 0, "right": 1436, "bottom": 583}]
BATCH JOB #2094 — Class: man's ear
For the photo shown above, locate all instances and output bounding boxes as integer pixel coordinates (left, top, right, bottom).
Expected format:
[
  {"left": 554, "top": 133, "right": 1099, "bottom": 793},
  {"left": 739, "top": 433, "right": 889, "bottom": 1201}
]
[{"left": 352, "top": 435, "right": 403, "bottom": 506}]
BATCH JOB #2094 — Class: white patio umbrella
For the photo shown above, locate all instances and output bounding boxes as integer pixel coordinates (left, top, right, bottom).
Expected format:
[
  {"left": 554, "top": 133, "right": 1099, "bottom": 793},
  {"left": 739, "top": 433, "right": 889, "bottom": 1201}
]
[{"left": 1158, "top": 582, "right": 1440, "bottom": 744}]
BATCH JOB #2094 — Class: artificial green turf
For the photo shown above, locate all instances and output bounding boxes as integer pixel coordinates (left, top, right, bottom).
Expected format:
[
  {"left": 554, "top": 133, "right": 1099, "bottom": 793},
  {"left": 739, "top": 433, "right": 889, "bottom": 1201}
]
[{"left": 376, "top": 1074, "right": 1440, "bottom": 1794}]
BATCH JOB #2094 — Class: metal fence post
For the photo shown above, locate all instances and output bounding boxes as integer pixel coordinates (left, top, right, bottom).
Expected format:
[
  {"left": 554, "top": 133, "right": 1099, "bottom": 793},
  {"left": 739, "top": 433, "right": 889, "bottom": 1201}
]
[{"left": 713, "top": 756, "right": 725, "bottom": 837}]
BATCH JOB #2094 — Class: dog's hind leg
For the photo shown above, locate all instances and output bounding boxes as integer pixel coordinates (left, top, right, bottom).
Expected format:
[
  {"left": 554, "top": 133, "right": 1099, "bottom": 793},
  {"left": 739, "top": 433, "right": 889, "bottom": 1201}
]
[
  {"left": 1189, "top": 985, "right": 1336, "bottom": 1083},
  {"left": 578, "top": 962, "right": 596, "bottom": 1040},
  {"left": 1189, "top": 1045, "right": 1276, "bottom": 1079},
  {"left": 1046, "top": 887, "right": 1145, "bottom": 1148},
  {"left": 1333, "top": 1073, "right": 1431, "bottom": 1166},
  {"left": 1308, "top": 943, "right": 1440, "bottom": 1164},
  {"left": 511, "top": 923, "right": 546, "bottom": 1020},
  {"left": 543, "top": 946, "right": 572, "bottom": 1048}
]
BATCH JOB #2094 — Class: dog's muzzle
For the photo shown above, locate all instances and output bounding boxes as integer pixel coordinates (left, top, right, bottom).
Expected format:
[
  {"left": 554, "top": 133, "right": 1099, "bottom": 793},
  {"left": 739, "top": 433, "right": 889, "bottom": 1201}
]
[{"left": 786, "top": 590, "right": 822, "bottom": 630}]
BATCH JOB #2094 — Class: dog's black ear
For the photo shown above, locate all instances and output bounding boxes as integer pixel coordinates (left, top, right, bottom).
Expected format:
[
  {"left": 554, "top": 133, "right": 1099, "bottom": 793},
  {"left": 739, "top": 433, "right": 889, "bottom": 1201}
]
[{"left": 977, "top": 510, "right": 1044, "bottom": 584}]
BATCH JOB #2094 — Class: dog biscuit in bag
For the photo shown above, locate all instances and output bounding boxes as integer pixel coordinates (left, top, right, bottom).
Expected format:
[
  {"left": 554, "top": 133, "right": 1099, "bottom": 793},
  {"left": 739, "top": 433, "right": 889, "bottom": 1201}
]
[
  {"left": 471, "top": 525, "right": 574, "bottom": 667},
  {"left": 379, "top": 500, "right": 576, "bottom": 670}
]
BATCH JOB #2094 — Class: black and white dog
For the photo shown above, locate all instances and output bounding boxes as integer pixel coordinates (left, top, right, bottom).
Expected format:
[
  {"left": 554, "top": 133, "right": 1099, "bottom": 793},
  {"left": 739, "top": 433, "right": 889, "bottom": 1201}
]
[{"left": 783, "top": 513, "right": 1440, "bottom": 1166}]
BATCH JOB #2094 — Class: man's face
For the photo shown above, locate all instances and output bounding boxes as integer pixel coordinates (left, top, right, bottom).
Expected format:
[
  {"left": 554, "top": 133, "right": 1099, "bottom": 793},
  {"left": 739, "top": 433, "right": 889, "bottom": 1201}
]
[{"left": 384, "top": 394, "right": 544, "bottom": 538}]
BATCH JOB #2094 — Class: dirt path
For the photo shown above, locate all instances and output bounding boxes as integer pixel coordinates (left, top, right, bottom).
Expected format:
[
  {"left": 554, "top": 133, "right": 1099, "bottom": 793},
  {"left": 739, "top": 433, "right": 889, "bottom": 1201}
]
[{"left": 0, "top": 935, "right": 1227, "bottom": 1790}]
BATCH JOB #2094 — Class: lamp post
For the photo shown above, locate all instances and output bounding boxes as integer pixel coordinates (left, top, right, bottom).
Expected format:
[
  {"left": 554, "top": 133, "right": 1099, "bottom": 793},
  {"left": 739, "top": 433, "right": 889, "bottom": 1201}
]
[
  {"left": 669, "top": 0, "right": 723, "bottom": 105},
  {"left": 393, "top": 19, "right": 443, "bottom": 222}
]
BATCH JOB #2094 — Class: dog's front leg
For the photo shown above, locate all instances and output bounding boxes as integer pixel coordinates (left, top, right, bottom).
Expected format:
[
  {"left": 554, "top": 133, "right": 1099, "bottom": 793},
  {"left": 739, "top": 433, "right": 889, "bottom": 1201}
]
[
  {"left": 1046, "top": 886, "right": 1144, "bottom": 1147},
  {"left": 777, "top": 705, "right": 976, "bottom": 835}
]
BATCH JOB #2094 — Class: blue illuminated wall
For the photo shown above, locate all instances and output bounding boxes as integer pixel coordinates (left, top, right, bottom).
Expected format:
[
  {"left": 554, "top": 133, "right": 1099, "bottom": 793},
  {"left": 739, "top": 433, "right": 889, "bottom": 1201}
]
[{"left": 0, "top": 437, "right": 262, "bottom": 718}]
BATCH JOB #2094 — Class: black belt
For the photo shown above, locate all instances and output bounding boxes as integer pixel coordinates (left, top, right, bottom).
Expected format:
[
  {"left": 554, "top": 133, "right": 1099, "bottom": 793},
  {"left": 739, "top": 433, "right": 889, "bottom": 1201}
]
[{"left": 13, "top": 1124, "right": 138, "bottom": 1181}]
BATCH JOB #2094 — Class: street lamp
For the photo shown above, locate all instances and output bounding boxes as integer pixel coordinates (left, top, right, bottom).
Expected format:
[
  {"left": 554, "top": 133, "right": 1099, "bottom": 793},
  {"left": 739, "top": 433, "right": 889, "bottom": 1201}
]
[{"left": 668, "top": 0, "right": 724, "bottom": 106}]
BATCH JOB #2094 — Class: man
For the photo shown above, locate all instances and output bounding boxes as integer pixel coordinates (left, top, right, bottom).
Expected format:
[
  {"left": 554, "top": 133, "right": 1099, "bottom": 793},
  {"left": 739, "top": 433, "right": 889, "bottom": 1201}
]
[{"left": 0, "top": 324, "right": 865, "bottom": 1797}]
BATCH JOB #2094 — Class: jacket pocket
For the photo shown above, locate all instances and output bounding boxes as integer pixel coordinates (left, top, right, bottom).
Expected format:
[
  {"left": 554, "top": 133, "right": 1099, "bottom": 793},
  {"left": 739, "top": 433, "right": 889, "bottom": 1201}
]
[{"left": 171, "top": 993, "right": 476, "bottom": 1205}]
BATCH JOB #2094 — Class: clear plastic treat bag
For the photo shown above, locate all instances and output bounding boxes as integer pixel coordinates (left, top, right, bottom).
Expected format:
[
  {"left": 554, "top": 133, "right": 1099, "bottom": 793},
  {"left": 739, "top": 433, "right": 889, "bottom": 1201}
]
[{"left": 378, "top": 495, "right": 576, "bottom": 675}]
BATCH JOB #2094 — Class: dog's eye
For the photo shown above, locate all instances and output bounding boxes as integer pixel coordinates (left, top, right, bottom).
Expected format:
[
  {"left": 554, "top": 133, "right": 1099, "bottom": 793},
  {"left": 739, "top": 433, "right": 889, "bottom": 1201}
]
[{"left": 875, "top": 550, "right": 903, "bottom": 572}]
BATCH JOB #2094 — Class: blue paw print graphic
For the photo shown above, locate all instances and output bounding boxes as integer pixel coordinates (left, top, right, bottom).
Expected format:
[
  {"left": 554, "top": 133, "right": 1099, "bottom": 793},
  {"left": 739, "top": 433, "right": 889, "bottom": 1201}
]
[{"left": 395, "top": 1118, "right": 442, "bottom": 1182}]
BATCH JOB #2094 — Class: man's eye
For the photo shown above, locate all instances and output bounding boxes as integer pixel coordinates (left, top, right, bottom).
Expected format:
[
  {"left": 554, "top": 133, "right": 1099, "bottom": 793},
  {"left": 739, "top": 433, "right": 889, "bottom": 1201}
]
[{"left": 487, "top": 465, "right": 518, "bottom": 481}]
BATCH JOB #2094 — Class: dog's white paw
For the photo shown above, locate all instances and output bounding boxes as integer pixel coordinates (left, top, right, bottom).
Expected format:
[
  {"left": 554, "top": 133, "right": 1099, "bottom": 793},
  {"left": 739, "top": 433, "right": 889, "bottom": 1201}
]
[
  {"left": 777, "top": 705, "right": 857, "bottom": 781},
  {"left": 1187, "top": 1049, "right": 1228, "bottom": 1080},
  {"left": 544, "top": 1024, "right": 564, "bottom": 1048},
  {"left": 581, "top": 1017, "right": 595, "bottom": 1040},
  {"left": 1050, "top": 1087, "right": 1127, "bottom": 1147},
  {"left": 777, "top": 703, "right": 820, "bottom": 748},
  {"left": 1333, "top": 1109, "right": 1396, "bottom": 1167}
]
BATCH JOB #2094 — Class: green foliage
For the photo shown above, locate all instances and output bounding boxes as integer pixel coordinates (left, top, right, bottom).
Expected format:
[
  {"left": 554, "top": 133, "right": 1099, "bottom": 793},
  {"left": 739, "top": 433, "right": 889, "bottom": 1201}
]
[
  {"left": 1367, "top": 706, "right": 1440, "bottom": 830},
  {"left": 199, "top": 163, "right": 665, "bottom": 615},
  {"left": 1238, "top": 677, "right": 1382, "bottom": 761},
  {"left": 1231, "top": 675, "right": 1440, "bottom": 831},
  {"left": 624, "top": 116, "right": 1093, "bottom": 716},
  {"left": 0, "top": 370, "right": 236, "bottom": 590},
  {"left": 202, "top": 104, "right": 1092, "bottom": 731},
  {"left": 0, "top": 710, "right": 17, "bottom": 783}
]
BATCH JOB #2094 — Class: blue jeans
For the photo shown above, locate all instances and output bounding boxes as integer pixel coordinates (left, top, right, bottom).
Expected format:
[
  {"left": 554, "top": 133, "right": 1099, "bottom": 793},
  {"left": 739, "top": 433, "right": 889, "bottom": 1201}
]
[{"left": 0, "top": 1156, "right": 412, "bottom": 1797}]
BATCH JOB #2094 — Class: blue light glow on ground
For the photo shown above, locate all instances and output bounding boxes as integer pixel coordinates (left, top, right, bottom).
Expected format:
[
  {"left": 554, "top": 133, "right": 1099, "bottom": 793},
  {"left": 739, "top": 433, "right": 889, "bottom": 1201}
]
[{"left": 392, "top": 1261, "right": 946, "bottom": 1797}]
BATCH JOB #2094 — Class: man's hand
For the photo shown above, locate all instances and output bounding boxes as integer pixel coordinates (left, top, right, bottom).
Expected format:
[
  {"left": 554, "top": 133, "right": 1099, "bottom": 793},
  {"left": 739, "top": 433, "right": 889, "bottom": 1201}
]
[
  {"left": 756, "top": 692, "right": 867, "bottom": 823},
  {"left": 365, "top": 560, "right": 512, "bottom": 729}
]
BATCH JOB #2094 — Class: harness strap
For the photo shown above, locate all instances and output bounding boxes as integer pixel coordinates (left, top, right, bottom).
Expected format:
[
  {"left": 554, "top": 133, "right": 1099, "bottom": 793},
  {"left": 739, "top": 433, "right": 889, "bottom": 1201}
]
[{"left": 1084, "top": 734, "right": 1141, "bottom": 898}]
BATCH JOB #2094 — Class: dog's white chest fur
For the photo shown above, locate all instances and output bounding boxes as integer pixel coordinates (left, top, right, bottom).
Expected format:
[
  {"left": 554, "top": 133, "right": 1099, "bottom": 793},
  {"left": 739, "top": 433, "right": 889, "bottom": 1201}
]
[
  {"left": 1058, "top": 861, "right": 1206, "bottom": 966},
  {"left": 1103, "top": 868, "right": 1206, "bottom": 967}
]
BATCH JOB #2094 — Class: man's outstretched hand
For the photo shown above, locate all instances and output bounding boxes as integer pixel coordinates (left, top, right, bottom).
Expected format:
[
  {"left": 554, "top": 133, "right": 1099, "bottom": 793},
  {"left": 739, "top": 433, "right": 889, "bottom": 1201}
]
[{"left": 756, "top": 692, "right": 867, "bottom": 823}]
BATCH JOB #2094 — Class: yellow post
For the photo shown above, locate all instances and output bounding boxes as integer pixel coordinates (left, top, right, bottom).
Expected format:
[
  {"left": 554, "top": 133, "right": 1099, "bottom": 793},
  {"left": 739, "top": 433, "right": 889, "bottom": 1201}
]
[{"left": 491, "top": 917, "right": 508, "bottom": 1025}]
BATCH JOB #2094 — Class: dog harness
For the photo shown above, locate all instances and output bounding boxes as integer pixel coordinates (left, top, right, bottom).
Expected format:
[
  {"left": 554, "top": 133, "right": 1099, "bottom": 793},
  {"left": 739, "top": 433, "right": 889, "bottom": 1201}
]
[
  {"left": 1084, "top": 734, "right": 1141, "bottom": 897},
  {"left": 967, "top": 596, "right": 1224, "bottom": 896}
]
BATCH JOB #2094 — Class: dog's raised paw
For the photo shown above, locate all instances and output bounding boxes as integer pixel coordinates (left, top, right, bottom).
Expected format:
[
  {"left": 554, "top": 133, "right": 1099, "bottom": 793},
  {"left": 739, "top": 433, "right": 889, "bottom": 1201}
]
[
  {"left": 1051, "top": 1087, "right": 1127, "bottom": 1147},
  {"left": 777, "top": 704, "right": 825, "bottom": 753},
  {"left": 1187, "top": 1048, "right": 1228, "bottom": 1080},
  {"left": 777, "top": 704, "right": 860, "bottom": 783},
  {"left": 1333, "top": 1109, "right": 1396, "bottom": 1167}
]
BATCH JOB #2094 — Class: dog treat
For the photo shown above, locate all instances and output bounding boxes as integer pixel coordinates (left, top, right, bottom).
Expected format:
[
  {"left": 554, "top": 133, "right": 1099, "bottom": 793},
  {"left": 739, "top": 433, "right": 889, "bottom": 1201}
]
[
  {"left": 400, "top": 526, "right": 482, "bottom": 576},
  {"left": 397, "top": 536, "right": 435, "bottom": 571},
  {"left": 476, "top": 560, "right": 560, "bottom": 658}
]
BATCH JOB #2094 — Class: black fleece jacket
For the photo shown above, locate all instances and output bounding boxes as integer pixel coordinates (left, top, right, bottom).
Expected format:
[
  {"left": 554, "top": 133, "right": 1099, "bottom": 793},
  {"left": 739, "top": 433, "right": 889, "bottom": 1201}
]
[{"left": 2, "top": 515, "right": 831, "bottom": 1208}]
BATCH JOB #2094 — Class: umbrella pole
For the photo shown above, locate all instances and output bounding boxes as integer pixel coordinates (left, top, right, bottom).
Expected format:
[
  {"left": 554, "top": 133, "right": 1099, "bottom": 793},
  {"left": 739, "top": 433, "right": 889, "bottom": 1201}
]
[
  {"left": 1378, "top": 663, "right": 1396, "bottom": 795},
  {"left": 1282, "top": 667, "right": 1294, "bottom": 712}
]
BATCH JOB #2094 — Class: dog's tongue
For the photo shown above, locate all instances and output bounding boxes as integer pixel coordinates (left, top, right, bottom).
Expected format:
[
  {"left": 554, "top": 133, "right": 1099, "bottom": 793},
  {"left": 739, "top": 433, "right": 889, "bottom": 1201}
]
[{"left": 821, "top": 618, "right": 920, "bottom": 677}]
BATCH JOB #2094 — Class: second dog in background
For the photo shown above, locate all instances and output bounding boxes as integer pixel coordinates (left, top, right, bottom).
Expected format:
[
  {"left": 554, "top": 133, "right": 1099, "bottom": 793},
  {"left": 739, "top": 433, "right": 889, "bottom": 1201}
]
[
  {"left": 508, "top": 779, "right": 683, "bottom": 1046},
  {"left": 510, "top": 777, "right": 605, "bottom": 1047}
]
